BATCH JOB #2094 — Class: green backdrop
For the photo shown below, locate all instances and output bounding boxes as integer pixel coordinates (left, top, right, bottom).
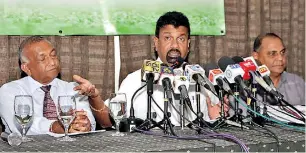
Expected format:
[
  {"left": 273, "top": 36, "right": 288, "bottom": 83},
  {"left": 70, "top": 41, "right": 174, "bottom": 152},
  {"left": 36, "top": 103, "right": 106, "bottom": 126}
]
[{"left": 0, "top": 0, "right": 225, "bottom": 35}]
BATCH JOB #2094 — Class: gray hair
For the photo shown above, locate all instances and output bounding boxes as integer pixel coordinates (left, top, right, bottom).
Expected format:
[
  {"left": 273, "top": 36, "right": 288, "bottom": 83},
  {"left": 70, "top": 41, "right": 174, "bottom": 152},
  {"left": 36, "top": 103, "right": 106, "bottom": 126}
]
[{"left": 18, "top": 36, "right": 51, "bottom": 63}]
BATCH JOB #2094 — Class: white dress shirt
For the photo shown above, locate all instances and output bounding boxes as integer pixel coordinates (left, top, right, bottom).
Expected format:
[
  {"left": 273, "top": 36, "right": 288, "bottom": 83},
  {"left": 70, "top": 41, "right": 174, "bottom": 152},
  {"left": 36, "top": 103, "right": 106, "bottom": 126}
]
[
  {"left": 105, "top": 60, "right": 219, "bottom": 126},
  {"left": 0, "top": 76, "right": 96, "bottom": 135}
]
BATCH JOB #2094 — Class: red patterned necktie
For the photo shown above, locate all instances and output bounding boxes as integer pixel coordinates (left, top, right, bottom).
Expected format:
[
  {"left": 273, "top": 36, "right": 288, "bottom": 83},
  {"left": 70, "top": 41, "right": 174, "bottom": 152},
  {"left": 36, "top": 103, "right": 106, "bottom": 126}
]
[{"left": 41, "top": 85, "right": 58, "bottom": 120}]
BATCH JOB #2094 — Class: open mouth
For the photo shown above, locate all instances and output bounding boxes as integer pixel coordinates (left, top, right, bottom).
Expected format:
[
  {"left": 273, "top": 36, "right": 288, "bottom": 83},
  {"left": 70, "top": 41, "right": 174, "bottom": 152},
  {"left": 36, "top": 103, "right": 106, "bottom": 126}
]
[{"left": 166, "top": 49, "right": 181, "bottom": 64}]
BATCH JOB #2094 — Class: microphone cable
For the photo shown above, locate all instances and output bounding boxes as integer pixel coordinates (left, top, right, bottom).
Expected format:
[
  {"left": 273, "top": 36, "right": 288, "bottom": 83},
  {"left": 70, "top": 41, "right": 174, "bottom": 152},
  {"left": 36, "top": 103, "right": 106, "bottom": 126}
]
[
  {"left": 130, "top": 83, "right": 147, "bottom": 118},
  {"left": 147, "top": 96, "right": 177, "bottom": 136},
  {"left": 233, "top": 95, "right": 305, "bottom": 132},
  {"left": 257, "top": 99, "right": 305, "bottom": 123},
  {"left": 248, "top": 120, "right": 280, "bottom": 152},
  {"left": 134, "top": 95, "right": 218, "bottom": 152},
  {"left": 133, "top": 127, "right": 217, "bottom": 152},
  {"left": 280, "top": 106, "right": 304, "bottom": 120},
  {"left": 167, "top": 99, "right": 249, "bottom": 152},
  {"left": 238, "top": 85, "right": 305, "bottom": 123},
  {"left": 173, "top": 89, "right": 216, "bottom": 131},
  {"left": 279, "top": 99, "right": 305, "bottom": 121},
  {"left": 248, "top": 94, "right": 305, "bottom": 123},
  {"left": 130, "top": 83, "right": 248, "bottom": 152}
]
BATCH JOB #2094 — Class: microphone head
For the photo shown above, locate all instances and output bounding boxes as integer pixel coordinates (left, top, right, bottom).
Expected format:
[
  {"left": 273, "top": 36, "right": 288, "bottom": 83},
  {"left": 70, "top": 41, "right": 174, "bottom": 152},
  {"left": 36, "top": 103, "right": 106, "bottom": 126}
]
[
  {"left": 177, "top": 56, "right": 185, "bottom": 65},
  {"left": 243, "top": 56, "right": 259, "bottom": 68},
  {"left": 218, "top": 56, "right": 236, "bottom": 71},
  {"left": 158, "top": 66, "right": 174, "bottom": 87},
  {"left": 204, "top": 63, "right": 219, "bottom": 78},
  {"left": 170, "top": 56, "right": 185, "bottom": 68},
  {"left": 183, "top": 64, "right": 205, "bottom": 84},
  {"left": 162, "top": 77, "right": 171, "bottom": 89},
  {"left": 232, "top": 56, "right": 244, "bottom": 64},
  {"left": 141, "top": 60, "right": 161, "bottom": 82},
  {"left": 173, "top": 75, "right": 189, "bottom": 94}
]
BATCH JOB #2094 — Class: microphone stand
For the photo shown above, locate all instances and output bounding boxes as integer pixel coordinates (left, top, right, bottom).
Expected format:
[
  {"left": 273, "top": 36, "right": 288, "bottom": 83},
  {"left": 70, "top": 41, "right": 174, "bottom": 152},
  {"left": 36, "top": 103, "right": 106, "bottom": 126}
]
[
  {"left": 179, "top": 94, "right": 185, "bottom": 130},
  {"left": 249, "top": 82, "right": 265, "bottom": 126},
  {"left": 137, "top": 73, "right": 165, "bottom": 132},
  {"left": 189, "top": 82, "right": 206, "bottom": 134},
  {"left": 152, "top": 90, "right": 173, "bottom": 135},
  {"left": 262, "top": 91, "right": 270, "bottom": 124},
  {"left": 213, "top": 88, "right": 249, "bottom": 130},
  {"left": 229, "top": 84, "right": 245, "bottom": 129}
]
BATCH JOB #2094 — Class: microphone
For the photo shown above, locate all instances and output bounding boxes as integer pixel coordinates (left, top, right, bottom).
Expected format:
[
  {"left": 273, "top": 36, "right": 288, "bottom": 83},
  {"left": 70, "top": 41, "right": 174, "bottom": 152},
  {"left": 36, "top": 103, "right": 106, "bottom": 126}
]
[
  {"left": 184, "top": 64, "right": 217, "bottom": 94},
  {"left": 171, "top": 56, "right": 185, "bottom": 69},
  {"left": 232, "top": 56, "right": 257, "bottom": 80},
  {"left": 243, "top": 56, "right": 259, "bottom": 68},
  {"left": 257, "top": 64, "right": 277, "bottom": 91},
  {"left": 218, "top": 56, "right": 250, "bottom": 94},
  {"left": 173, "top": 69, "right": 191, "bottom": 105},
  {"left": 158, "top": 66, "right": 175, "bottom": 103},
  {"left": 173, "top": 69, "right": 189, "bottom": 94},
  {"left": 141, "top": 60, "right": 161, "bottom": 83},
  {"left": 204, "top": 63, "right": 233, "bottom": 95},
  {"left": 128, "top": 60, "right": 161, "bottom": 132}
]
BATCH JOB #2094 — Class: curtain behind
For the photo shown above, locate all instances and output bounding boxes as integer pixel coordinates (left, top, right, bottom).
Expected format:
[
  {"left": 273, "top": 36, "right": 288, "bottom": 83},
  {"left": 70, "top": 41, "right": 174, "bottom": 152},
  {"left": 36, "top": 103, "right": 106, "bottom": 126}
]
[
  {"left": 119, "top": 0, "right": 305, "bottom": 85},
  {"left": 0, "top": 36, "right": 115, "bottom": 101}
]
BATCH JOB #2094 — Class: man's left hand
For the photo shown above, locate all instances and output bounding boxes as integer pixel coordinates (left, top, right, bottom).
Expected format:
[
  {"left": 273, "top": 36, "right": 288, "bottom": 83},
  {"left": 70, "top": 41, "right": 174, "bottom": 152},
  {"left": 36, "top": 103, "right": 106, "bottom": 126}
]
[
  {"left": 206, "top": 95, "right": 230, "bottom": 120},
  {"left": 73, "top": 75, "right": 99, "bottom": 98}
]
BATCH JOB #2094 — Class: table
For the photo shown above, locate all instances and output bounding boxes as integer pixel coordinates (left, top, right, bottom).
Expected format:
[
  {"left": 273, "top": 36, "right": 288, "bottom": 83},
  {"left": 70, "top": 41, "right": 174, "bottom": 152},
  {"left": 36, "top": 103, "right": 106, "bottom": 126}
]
[{"left": 0, "top": 125, "right": 304, "bottom": 152}]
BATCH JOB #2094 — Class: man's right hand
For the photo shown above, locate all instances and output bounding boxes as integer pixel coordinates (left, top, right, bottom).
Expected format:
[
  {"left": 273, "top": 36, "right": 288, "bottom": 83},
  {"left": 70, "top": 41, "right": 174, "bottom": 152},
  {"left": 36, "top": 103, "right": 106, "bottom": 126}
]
[{"left": 68, "top": 110, "right": 91, "bottom": 133}]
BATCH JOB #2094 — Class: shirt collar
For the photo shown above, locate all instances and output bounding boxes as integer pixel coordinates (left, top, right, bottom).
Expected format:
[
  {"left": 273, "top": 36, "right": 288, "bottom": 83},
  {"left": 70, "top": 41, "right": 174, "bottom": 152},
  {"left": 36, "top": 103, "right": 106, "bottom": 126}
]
[
  {"left": 27, "top": 76, "right": 59, "bottom": 94},
  {"left": 280, "top": 71, "right": 288, "bottom": 83},
  {"left": 156, "top": 57, "right": 163, "bottom": 63}
]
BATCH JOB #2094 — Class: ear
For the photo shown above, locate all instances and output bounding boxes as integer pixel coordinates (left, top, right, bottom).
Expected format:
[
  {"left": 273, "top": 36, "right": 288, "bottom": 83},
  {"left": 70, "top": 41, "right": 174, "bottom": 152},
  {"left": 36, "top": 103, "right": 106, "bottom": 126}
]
[
  {"left": 187, "top": 39, "right": 191, "bottom": 48},
  {"left": 153, "top": 36, "right": 159, "bottom": 51},
  {"left": 21, "top": 63, "right": 31, "bottom": 76},
  {"left": 252, "top": 52, "right": 259, "bottom": 60}
]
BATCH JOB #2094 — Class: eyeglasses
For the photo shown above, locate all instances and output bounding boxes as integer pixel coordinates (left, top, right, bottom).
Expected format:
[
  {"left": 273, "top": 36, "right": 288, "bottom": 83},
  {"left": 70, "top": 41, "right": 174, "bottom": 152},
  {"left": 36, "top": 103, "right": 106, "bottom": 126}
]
[{"left": 267, "top": 49, "right": 287, "bottom": 58}]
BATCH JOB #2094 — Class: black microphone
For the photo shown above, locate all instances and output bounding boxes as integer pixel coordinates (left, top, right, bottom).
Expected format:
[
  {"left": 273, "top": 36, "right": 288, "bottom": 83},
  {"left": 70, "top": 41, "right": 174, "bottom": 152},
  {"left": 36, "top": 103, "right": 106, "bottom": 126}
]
[
  {"left": 171, "top": 56, "right": 185, "bottom": 69},
  {"left": 178, "top": 85, "right": 192, "bottom": 108},
  {"left": 162, "top": 77, "right": 174, "bottom": 103},
  {"left": 232, "top": 56, "right": 245, "bottom": 64}
]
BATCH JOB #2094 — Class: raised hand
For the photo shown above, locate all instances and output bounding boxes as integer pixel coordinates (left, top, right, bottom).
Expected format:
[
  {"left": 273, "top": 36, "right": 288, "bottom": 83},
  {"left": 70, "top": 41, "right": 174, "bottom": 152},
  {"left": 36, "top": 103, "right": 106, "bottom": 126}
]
[{"left": 73, "top": 75, "right": 99, "bottom": 98}]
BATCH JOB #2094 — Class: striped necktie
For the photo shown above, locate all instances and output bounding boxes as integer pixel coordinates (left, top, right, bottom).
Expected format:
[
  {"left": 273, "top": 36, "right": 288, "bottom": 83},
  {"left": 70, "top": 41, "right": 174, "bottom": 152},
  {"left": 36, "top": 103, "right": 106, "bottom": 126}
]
[{"left": 40, "top": 85, "right": 58, "bottom": 120}]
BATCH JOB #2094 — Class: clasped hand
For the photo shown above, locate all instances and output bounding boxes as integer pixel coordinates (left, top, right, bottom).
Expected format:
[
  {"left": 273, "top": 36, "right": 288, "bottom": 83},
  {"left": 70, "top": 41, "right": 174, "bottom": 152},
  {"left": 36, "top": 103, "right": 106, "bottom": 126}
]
[{"left": 68, "top": 110, "right": 91, "bottom": 133}]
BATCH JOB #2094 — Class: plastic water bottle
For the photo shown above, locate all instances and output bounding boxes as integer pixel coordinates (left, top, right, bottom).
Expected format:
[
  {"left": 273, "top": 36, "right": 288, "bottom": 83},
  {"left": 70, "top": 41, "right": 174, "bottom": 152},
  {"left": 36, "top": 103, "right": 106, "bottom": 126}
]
[{"left": 8, "top": 133, "right": 22, "bottom": 146}]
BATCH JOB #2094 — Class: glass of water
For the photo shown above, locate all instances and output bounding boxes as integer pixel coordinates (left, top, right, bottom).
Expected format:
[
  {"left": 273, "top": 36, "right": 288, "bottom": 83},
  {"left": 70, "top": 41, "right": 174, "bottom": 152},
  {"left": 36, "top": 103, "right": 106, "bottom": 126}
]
[
  {"left": 14, "top": 95, "right": 34, "bottom": 142},
  {"left": 57, "top": 95, "right": 76, "bottom": 141},
  {"left": 109, "top": 93, "right": 127, "bottom": 136}
]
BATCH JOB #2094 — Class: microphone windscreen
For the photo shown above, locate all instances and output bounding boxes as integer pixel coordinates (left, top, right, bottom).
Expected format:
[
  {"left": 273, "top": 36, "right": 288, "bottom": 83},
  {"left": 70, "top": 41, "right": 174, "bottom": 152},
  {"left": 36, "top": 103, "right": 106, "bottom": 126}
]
[
  {"left": 232, "top": 56, "right": 244, "bottom": 64},
  {"left": 204, "top": 63, "right": 219, "bottom": 78},
  {"left": 177, "top": 56, "right": 185, "bottom": 65},
  {"left": 218, "top": 56, "right": 236, "bottom": 72}
]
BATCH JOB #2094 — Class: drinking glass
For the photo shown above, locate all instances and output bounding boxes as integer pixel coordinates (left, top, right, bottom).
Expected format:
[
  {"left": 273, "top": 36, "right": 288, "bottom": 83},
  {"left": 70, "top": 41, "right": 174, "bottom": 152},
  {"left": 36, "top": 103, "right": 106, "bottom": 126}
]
[
  {"left": 109, "top": 93, "right": 127, "bottom": 136},
  {"left": 14, "top": 95, "right": 34, "bottom": 142},
  {"left": 57, "top": 95, "right": 76, "bottom": 141}
]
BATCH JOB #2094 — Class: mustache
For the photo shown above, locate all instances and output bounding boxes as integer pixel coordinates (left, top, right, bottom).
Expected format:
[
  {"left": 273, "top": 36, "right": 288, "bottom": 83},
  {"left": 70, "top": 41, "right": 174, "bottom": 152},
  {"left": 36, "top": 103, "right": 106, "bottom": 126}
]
[{"left": 167, "top": 49, "right": 181, "bottom": 55}]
